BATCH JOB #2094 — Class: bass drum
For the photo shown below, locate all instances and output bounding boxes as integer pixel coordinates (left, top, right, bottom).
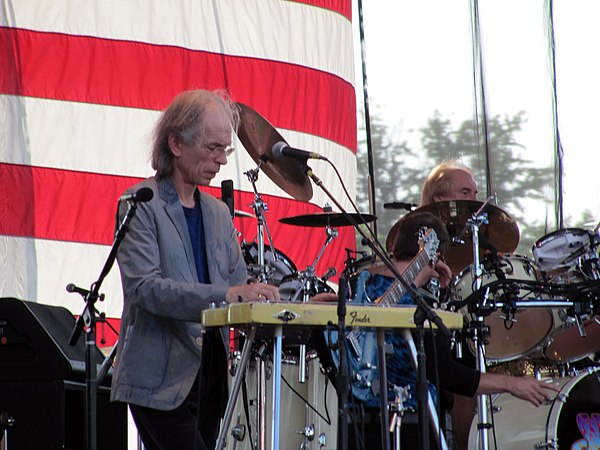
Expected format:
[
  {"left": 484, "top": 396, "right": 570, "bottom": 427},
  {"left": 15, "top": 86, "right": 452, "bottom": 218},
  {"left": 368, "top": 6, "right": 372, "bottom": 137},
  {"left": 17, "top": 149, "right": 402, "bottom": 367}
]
[
  {"left": 241, "top": 242, "right": 297, "bottom": 285},
  {"left": 452, "top": 255, "right": 553, "bottom": 362},
  {"left": 468, "top": 368, "right": 600, "bottom": 449},
  {"left": 225, "top": 357, "right": 337, "bottom": 450}
]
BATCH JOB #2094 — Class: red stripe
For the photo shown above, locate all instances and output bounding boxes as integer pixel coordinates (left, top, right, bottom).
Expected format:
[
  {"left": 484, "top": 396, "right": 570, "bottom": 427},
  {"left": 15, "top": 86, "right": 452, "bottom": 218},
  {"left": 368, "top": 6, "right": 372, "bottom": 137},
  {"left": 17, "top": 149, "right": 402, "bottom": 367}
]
[
  {"left": 293, "top": 0, "right": 352, "bottom": 21},
  {"left": 0, "top": 163, "right": 354, "bottom": 279},
  {"left": 0, "top": 27, "right": 356, "bottom": 152}
]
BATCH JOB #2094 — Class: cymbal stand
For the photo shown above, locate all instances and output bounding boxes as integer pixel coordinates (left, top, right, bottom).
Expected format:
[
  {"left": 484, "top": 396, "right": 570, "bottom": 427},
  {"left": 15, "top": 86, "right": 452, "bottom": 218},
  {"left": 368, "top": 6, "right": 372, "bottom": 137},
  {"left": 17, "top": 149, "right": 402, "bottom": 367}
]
[
  {"left": 244, "top": 160, "right": 279, "bottom": 284},
  {"left": 289, "top": 225, "right": 338, "bottom": 303},
  {"left": 466, "top": 207, "right": 491, "bottom": 450}
]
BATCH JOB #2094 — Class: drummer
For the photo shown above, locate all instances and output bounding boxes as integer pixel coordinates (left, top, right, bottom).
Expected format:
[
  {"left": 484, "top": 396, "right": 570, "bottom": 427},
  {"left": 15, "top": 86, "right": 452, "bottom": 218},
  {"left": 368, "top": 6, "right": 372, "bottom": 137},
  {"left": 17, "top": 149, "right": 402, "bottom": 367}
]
[
  {"left": 420, "top": 161, "right": 478, "bottom": 204},
  {"left": 417, "top": 161, "right": 557, "bottom": 449}
]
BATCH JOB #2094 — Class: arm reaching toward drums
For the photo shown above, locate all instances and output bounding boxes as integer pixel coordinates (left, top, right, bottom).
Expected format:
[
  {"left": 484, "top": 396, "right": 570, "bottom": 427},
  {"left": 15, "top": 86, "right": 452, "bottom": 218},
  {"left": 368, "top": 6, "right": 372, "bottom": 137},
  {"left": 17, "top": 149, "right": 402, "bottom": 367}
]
[{"left": 476, "top": 373, "right": 561, "bottom": 407}]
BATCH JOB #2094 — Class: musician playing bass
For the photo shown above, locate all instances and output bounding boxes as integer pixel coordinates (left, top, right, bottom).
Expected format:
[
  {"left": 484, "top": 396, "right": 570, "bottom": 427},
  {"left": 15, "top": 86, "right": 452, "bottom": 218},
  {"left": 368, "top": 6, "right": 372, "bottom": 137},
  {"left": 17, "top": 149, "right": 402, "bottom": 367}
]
[{"left": 346, "top": 211, "right": 559, "bottom": 449}]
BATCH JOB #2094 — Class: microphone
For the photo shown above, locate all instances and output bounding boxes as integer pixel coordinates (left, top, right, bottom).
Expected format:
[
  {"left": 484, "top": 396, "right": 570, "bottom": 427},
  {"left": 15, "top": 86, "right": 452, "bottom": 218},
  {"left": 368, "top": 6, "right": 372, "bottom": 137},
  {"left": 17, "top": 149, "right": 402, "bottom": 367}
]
[
  {"left": 271, "top": 141, "right": 327, "bottom": 161},
  {"left": 322, "top": 267, "right": 337, "bottom": 282},
  {"left": 221, "top": 179, "right": 235, "bottom": 218},
  {"left": 119, "top": 187, "right": 154, "bottom": 203},
  {"left": 66, "top": 283, "right": 89, "bottom": 296},
  {"left": 383, "top": 201, "right": 417, "bottom": 211}
]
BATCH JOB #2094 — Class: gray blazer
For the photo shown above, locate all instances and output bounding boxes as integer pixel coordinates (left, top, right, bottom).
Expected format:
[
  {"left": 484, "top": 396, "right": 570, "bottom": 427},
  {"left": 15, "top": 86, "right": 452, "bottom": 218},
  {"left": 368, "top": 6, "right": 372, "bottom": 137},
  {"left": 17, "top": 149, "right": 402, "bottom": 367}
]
[{"left": 110, "top": 176, "right": 247, "bottom": 410}]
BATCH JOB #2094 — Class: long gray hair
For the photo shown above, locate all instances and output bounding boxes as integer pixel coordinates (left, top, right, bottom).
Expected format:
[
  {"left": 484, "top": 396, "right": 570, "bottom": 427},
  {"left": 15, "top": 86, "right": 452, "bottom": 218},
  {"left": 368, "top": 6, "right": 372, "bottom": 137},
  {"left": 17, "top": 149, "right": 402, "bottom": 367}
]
[{"left": 151, "top": 89, "right": 240, "bottom": 177}]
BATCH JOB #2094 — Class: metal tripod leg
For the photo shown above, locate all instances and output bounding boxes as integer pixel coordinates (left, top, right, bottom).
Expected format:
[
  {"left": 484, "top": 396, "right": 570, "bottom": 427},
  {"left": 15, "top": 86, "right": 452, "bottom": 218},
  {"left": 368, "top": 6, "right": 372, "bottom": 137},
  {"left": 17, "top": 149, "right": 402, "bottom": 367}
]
[{"left": 215, "top": 327, "right": 257, "bottom": 450}]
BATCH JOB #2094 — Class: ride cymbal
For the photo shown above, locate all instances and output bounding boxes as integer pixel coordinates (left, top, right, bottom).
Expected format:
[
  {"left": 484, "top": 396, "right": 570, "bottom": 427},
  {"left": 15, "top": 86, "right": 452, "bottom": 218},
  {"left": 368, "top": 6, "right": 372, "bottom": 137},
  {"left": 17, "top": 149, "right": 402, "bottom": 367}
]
[
  {"left": 236, "top": 103, "right": 313, "bottom": 202},
  {"left": 411, "top": 200, "right": 520, "bottom": 273},
  {"left": 280, "top": 212, "right": 376, "bottom": 228}
]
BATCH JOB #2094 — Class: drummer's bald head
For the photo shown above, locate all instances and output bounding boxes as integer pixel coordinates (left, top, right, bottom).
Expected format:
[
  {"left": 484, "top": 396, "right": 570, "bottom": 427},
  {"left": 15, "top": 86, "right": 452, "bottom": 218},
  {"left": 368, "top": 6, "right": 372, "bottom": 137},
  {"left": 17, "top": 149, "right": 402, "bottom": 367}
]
[
  {"left": 420, "top": 162, "right": 476, "bottom": 205},
  {"left": 151, "top": 89, "right": 240, "bottom": 177},
  {"left": 387, "top": 212, "right": 450, "bottom": 261}
]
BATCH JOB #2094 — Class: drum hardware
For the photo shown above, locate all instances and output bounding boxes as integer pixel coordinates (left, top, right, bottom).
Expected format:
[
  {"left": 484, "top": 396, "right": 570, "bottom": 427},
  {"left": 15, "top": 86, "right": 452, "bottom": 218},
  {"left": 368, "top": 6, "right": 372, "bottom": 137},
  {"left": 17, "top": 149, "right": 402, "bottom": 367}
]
[
  {"left": 279, "top": 212, "right": 339, "bottom": 386},
  {"left": 388, "top": 385, "right": 412, "bottom": 450},
  {"left": 243, "top": 158, "right": 282, "bottom": 287}
]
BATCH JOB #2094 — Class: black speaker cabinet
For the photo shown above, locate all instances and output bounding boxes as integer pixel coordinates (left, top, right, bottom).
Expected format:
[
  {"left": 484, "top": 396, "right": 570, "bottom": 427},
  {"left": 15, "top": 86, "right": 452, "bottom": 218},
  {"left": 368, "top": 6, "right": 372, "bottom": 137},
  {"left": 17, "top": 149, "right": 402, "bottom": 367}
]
[
  {"left": 0, "top": 298, "right": 126, "bottom": 449},
  {"left": 0, "top": 297, "right": 108, "bottom": 382},
  {"left": 0, "top": 380, "right": 127, "bottom": 450}
]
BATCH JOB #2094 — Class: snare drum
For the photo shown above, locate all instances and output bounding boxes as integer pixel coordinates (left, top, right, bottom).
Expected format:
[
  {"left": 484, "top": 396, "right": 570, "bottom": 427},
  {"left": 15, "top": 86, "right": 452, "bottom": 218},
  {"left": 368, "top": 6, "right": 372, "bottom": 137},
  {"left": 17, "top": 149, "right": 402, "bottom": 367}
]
[
  {"left": 241, "top": 242, "right": 297, "bottom": 285},
  {"left": 532, "top": 228, "right": 595, "bottom": 283},
  {"left": 452, "top": 255, "right": 553, "bottom": 362},
  {"left": 226, "top": 357, "right": 337, "bottom": 450},
  {"left": 468, "top": 368, "right": 600, "bottom": 449}
]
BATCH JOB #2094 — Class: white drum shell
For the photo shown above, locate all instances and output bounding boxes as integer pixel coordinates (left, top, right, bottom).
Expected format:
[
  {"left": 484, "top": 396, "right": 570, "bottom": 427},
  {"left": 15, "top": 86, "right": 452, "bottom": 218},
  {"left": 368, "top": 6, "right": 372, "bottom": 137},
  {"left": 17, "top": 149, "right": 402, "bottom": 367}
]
[{"left": 225, "top": 358, "right": 337, "bottom": 450}]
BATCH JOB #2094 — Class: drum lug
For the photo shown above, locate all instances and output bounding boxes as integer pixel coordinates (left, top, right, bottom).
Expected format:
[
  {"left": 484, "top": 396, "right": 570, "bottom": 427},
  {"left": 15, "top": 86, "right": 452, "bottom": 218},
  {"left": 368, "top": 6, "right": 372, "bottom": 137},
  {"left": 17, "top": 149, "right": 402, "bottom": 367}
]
[
  {"left": 317, "top": 433, "right": 327, "bottom": 447},
  {"left": 297, "top": 423, "right": 315, "bottom": 441},
  {"left": 535, "top": 438, "right": 557, "bottom": 449}
]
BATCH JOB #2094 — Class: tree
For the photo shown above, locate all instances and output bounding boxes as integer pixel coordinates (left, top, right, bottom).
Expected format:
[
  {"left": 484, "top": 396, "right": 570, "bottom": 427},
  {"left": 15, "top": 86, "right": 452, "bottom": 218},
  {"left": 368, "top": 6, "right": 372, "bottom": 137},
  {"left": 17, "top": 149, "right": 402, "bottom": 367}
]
[{"left": 356, "top": 109, "right": 556, "bottom": 259}]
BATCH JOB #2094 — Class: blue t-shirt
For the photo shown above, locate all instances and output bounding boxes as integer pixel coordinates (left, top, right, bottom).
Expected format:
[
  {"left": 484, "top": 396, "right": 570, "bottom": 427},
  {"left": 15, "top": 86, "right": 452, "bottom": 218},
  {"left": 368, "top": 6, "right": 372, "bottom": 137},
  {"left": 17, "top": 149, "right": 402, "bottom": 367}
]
[{"left": 182, "top": 197, "right": 210, "bottom": 284}]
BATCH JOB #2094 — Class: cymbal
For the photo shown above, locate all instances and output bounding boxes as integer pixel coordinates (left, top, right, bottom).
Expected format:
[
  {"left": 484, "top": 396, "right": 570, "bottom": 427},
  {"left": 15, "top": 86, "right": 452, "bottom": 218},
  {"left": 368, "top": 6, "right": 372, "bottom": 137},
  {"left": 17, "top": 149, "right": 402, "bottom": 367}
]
[
  {"left": 280, "top": 212, "right": 376, "bottom": 228},
  {"left": 236, "top": 103, "right": 313, "bottom": 202},
  {"left": 234, "top": 210, "right": 256, "bottom": 219},
  {"left": 411, "top": 200, "right": 520, "bottom": 273}
]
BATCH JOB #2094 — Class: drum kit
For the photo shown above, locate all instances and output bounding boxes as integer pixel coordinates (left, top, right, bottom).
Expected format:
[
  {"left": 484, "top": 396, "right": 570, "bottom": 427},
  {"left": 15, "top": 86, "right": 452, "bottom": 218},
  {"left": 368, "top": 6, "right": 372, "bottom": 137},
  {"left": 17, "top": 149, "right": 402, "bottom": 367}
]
[
  {"left": 417, "top": 199, "right": 600, "bottom": 450},
  {"left": 221, "top": 103, "right": 600, "bottom": 449}
]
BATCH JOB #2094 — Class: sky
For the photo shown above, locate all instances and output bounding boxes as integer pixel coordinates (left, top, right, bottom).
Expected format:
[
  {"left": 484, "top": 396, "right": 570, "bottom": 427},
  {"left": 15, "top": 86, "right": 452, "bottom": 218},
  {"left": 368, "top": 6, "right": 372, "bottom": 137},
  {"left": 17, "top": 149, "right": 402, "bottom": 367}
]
[{"left": 352, "top": 1, "right": 600, "bottom": 229}]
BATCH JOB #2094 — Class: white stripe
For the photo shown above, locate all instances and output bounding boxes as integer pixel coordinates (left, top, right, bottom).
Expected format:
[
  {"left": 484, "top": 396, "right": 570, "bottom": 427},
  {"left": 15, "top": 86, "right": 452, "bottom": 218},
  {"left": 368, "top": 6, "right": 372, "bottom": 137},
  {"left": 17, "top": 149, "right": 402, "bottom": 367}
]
[
  {"left": 1, "top": 235, "right": 124, "bottom": 319},
  {"left": 1, "top": 95, "right": 357, "bottom": 210},
  {"left": 1, "top": 0, "right": 354, "bottom": 84}
]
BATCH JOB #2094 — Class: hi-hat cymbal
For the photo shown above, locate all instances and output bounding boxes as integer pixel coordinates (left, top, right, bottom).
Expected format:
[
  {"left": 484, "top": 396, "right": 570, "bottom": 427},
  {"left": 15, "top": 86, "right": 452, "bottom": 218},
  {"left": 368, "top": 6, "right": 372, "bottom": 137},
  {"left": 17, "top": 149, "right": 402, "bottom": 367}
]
[
  {"left": 280, "top": 212, "right": 376, "bottom": 228},
  {"left": 236, "top": 103, "right": 313, "bottom": 202},
  {"left": 411, "top": 200, "right": 520, "bottom": 273}
]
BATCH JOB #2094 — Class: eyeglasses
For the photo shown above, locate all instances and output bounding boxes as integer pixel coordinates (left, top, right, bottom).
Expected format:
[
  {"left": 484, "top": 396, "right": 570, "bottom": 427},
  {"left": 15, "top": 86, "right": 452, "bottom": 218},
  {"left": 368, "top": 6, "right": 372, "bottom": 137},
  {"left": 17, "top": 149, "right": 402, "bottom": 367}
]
[{"left": 201, "top": 142, "right": 235, "bottom": 157}]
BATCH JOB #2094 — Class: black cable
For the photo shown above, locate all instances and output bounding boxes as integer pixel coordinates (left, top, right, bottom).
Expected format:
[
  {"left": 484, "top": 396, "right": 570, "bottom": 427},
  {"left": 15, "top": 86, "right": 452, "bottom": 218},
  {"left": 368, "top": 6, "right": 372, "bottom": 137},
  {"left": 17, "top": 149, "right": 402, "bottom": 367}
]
[{"left": 280, "top": 374, "right": 331, "bottom": 425}]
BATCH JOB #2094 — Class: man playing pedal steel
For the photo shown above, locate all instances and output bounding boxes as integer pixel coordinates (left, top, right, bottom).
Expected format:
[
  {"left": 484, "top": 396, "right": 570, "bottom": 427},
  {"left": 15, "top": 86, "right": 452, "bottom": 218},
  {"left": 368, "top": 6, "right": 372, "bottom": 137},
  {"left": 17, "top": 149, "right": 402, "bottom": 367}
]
[{"left": 110, "top": 89, "right": 280, "bottom": 450}]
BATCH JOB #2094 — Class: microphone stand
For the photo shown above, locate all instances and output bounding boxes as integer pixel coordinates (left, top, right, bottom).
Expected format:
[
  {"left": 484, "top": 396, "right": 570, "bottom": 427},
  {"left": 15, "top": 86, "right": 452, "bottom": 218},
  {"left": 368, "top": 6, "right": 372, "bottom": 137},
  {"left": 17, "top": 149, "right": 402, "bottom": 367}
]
[
  {"left": 305, "top": 165, "right": 449, "bottom": 450},
  {"left": 67, "top": 201, "right": 140, "bottom": 450}
]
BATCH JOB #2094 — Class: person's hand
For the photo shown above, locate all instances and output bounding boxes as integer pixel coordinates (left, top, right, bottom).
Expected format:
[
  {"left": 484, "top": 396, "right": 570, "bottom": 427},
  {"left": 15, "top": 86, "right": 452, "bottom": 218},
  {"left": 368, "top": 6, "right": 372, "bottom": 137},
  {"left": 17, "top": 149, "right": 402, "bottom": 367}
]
[
  {"left": 433, "top": 257, "right": 453, "bottom": 287},
  {"left": 412, "top": 256, "right": 453, "bottom": 288},
  {"left": 309, "top": 292, "right": 338, "bottom": 303},
  {"left": 226, "top": 283, "right": 280, "bottom": 304},
  {"left": 508, "top": 376, "right": 561, "bottom": 407}
]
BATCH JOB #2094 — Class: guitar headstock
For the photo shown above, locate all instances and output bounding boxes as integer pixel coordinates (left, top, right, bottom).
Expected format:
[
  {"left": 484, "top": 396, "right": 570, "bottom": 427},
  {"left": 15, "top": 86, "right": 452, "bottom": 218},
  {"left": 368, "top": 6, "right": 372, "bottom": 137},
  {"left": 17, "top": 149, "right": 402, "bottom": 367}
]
[{"left": 418, "top": 227, "right": 439, "bottom": 262}]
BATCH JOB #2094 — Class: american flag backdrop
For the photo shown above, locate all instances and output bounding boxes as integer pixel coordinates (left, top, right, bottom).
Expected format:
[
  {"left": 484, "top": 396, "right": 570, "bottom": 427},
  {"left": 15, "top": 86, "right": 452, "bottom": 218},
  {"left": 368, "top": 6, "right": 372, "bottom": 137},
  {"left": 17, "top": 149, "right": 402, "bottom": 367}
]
[{"left": 0, "top": 0, "right": 357, "bottom": 347}]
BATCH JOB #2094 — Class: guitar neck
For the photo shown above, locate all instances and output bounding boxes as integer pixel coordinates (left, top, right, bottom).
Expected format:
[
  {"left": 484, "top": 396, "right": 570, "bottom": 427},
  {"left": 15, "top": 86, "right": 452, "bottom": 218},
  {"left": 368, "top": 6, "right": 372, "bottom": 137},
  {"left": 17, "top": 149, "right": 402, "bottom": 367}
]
[{"left": 376, "top": 251, "right": 430, "bottom": 307}]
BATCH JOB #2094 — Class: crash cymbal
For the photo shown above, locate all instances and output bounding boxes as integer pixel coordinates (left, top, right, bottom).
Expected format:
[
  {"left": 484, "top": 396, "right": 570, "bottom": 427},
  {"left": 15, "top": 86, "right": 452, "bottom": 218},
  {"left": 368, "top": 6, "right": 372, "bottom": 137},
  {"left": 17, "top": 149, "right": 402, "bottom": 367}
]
[
  {"left": 234, "top": 210, "right": 256, "bottom": 219},
  {"left": 280, "top": 212, "right": 376, "bottom": 228},
  {"left": 411, "top": 200, "right": 520, "bottom": 273},
  {"left": 236, "top": 103, "right": 313, "bottom": 202}
]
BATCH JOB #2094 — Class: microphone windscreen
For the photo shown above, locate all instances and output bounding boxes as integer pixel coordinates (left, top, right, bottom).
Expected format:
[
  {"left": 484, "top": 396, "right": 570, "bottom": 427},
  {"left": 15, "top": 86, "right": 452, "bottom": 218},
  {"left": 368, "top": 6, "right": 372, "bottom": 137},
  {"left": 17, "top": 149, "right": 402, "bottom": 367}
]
[
  {"left": 221, "top": 179, "right": 235, "bottom": 217},
  {"left": 136, "top": 187, "right": 154, "bottom": 202}
]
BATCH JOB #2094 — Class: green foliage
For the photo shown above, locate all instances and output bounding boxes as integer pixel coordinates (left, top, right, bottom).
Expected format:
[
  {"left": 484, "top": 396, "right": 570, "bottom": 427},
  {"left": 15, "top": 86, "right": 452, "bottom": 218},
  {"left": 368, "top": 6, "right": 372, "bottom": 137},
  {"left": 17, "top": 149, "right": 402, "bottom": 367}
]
[{"left": 356, "top": 108, "right": 558, "bottom": 258}]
